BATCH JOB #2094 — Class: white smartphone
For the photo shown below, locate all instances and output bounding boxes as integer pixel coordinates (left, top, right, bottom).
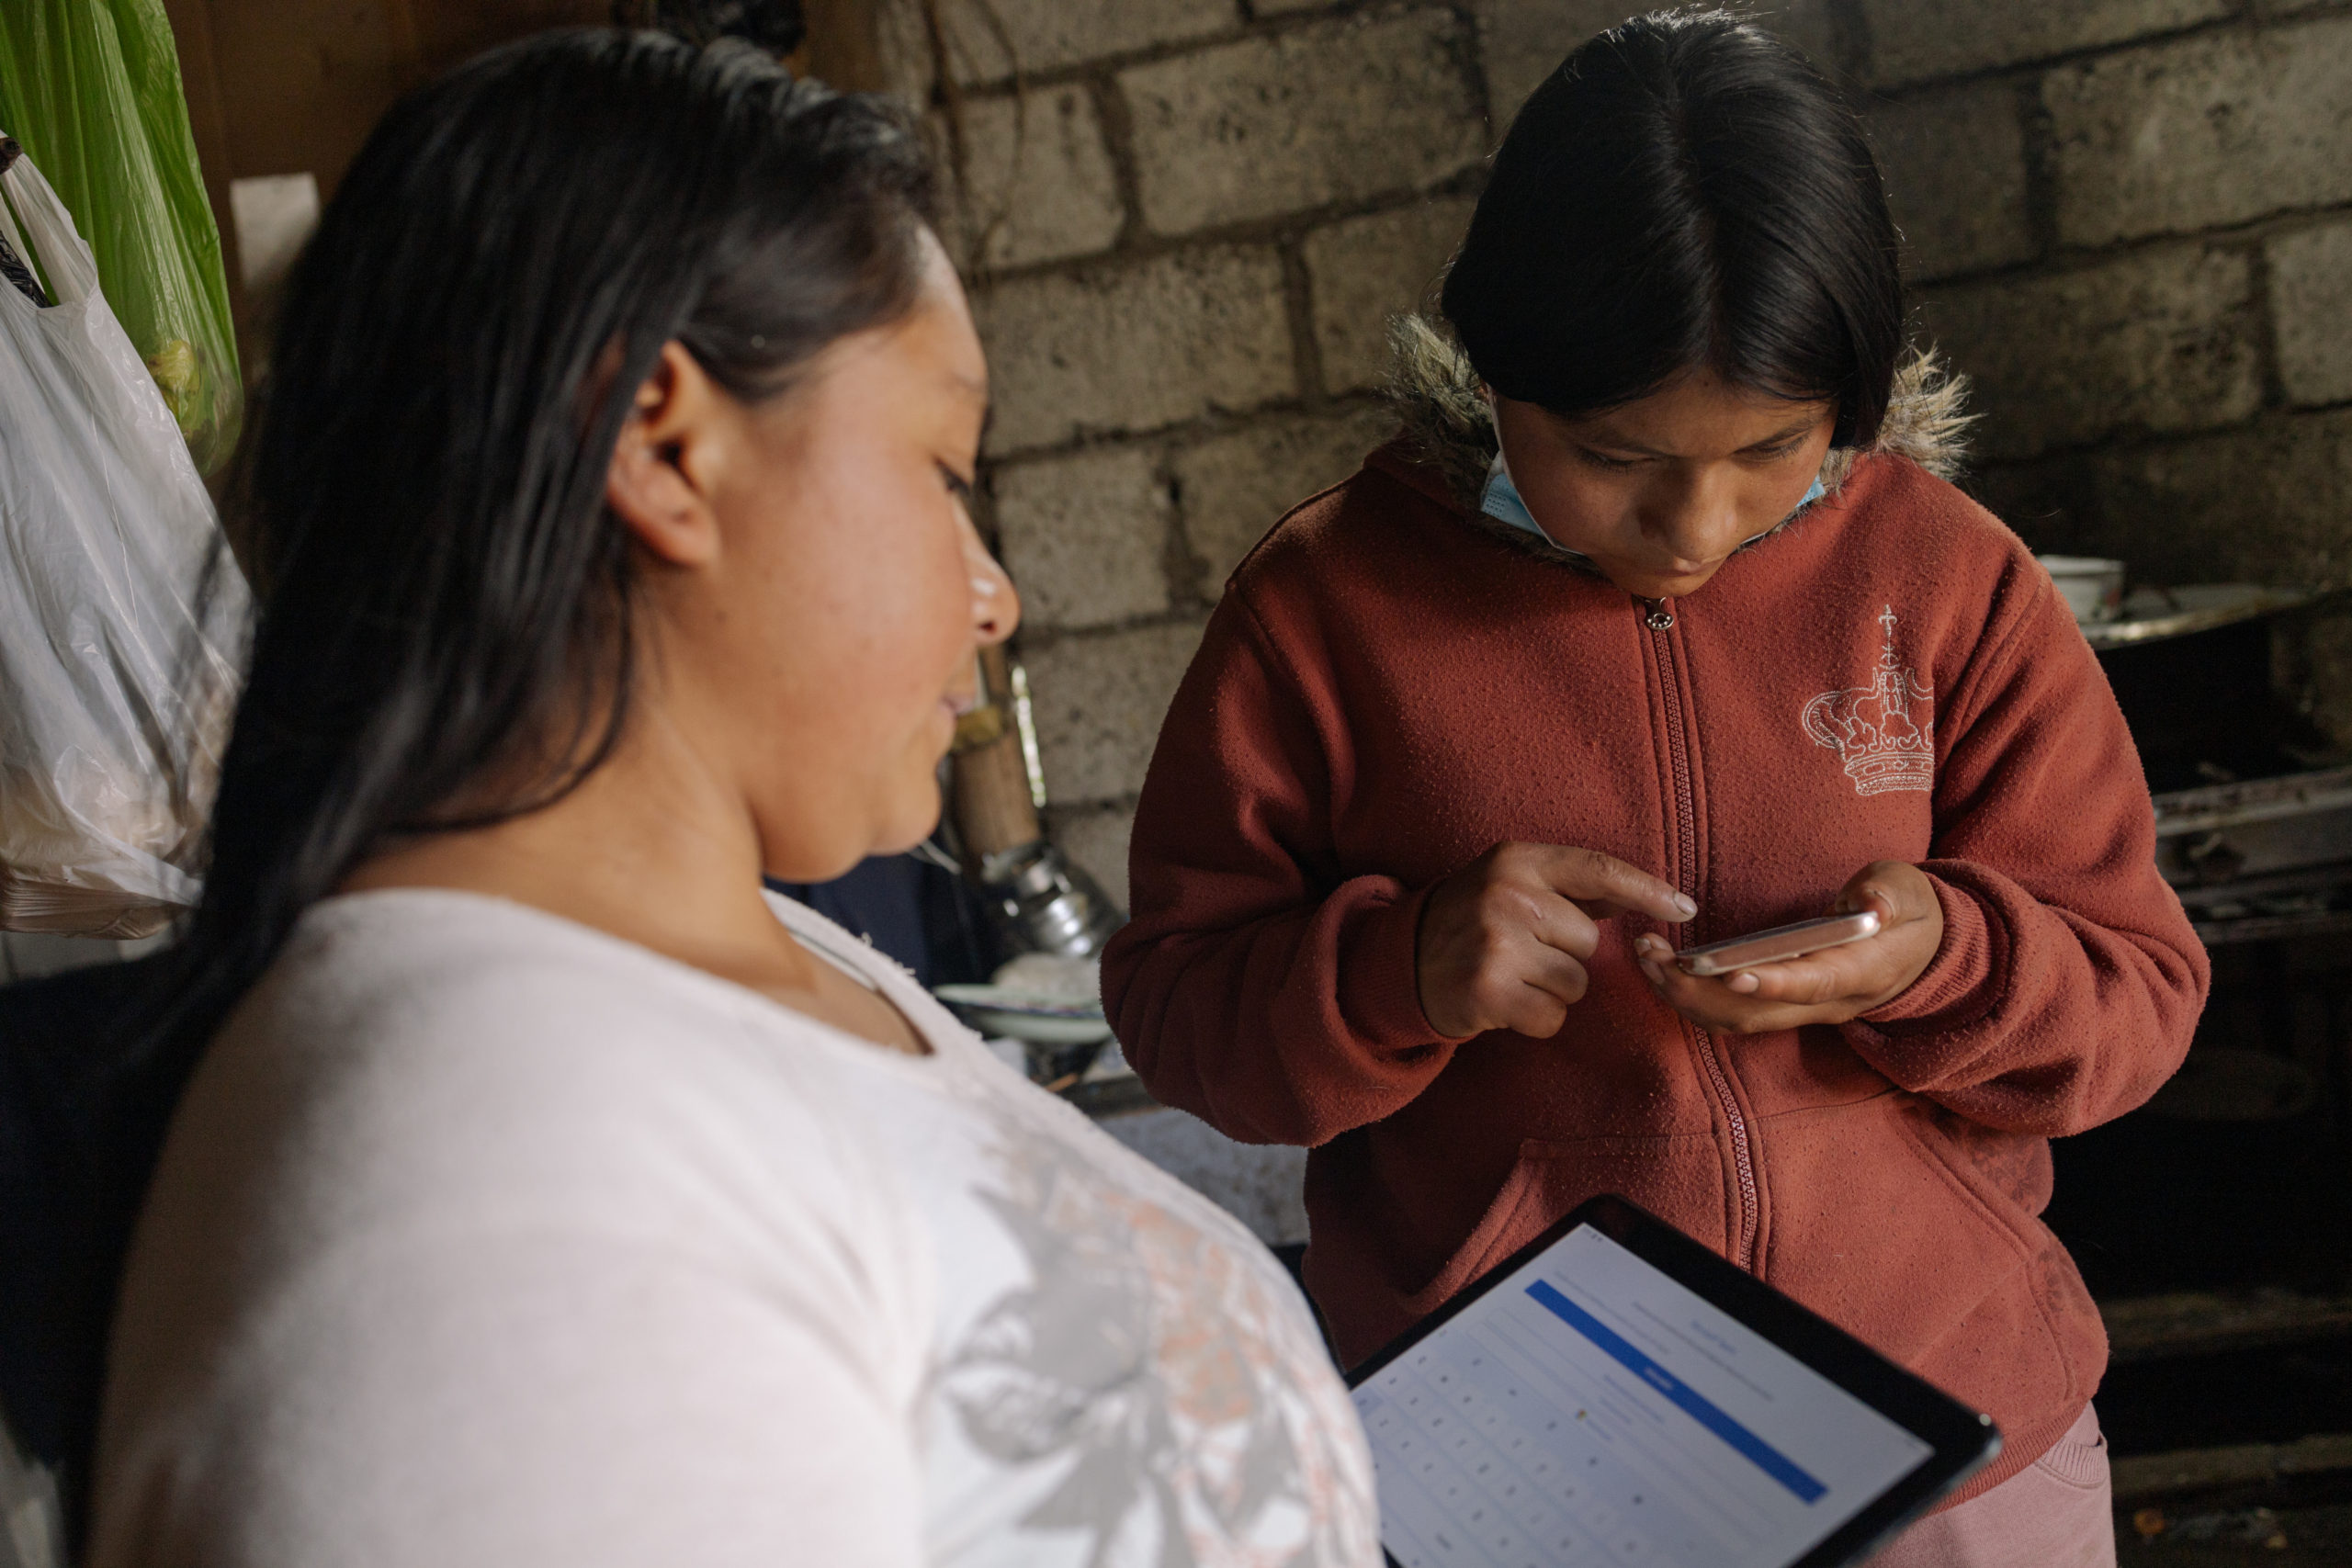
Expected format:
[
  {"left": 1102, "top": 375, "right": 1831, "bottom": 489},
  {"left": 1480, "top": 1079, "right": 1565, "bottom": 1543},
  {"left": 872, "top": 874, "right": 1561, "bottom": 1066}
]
[{"left": 1674, "top": 910, "right": 1882, "bottom": 976}]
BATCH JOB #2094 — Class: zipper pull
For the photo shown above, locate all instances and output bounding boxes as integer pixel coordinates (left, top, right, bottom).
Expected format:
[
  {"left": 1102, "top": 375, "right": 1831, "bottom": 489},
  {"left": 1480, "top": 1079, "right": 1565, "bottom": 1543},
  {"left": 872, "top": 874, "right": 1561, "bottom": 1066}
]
[{"left": 1639, "top": 596, "right": 1675, "bottom": 631}]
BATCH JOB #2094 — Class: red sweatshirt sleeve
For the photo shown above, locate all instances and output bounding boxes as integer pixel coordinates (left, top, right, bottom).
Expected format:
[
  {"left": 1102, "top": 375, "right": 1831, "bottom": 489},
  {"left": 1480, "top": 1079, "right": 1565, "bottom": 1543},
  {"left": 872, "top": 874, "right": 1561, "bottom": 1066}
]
[
  {"left": 1842, "top": 559, "right": 2211, "bottom": 1135},
  {"left": 1101, "top": 594, "right": 1465, "bottom": 1147}
]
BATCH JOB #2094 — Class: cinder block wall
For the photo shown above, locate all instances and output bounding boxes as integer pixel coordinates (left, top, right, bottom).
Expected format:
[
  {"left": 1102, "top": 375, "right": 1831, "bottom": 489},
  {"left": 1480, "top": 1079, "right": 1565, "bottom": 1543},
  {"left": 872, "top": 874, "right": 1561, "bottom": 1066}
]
[
  {"left": 1871, "top": 2, "right": 2352, "bottom": 750},
  {"left": 875, "top": 0, "right": 2352, "bottom": 906}
]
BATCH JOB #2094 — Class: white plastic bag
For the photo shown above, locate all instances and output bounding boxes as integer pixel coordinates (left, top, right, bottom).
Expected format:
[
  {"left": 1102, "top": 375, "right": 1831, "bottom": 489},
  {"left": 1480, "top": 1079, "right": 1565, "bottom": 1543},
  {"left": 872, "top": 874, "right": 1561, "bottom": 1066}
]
[{"left": 0, "top": 136, "right": 247, "bottom": 938}]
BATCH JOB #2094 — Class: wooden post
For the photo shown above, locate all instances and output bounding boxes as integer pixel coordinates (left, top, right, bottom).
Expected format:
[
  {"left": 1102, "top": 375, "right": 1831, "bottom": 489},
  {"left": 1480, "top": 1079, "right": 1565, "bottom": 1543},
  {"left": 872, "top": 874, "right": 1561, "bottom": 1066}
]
[
  {"left": 951, "top": 646, "right": 1043, "bottom": 867},
  {"left": 799, "top": 0, "right": 888, "bottom": 92}
]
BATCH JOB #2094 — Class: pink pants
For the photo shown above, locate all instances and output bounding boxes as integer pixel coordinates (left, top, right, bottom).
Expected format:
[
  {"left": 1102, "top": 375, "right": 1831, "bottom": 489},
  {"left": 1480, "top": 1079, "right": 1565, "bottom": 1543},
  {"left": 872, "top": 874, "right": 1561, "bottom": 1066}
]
[{"left": 1870, "top": 1404, "right": 2115, "bottom": 1567}]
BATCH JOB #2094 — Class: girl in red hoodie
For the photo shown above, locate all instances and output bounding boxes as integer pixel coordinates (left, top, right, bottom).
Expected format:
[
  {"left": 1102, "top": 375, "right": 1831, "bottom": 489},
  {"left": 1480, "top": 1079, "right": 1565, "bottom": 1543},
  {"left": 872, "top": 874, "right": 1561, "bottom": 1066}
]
[{"left": 1102, "top": 13, "right": 2208, "bottom": 1566}]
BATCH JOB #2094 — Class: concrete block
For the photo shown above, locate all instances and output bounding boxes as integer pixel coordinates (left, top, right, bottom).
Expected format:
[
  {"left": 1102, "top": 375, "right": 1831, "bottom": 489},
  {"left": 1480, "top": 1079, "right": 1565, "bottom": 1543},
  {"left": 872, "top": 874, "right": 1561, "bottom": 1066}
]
[
  {"left": 1868, "top": 81, "right": 2034, "bottom": 283},
  {"left": 1475, "top": 0, "right": 1641, "bottom": 129},
  {"left": 1477, "top": 0, "right": 1840, "bottom": 129},
  {"left": 1723, "top": 0, "right": 1840, "bottom": 67},
  {"left": 1917, "top": 245, "right": 2261, "bottom": 462},
  {"left": 922, "top": 0, "right": 1238, "bottom": 87},
  {"left": 994, "top": 447, "right": 1174, "bottom": 631},
  {"left": 2087, "top": 409, "right": 2352, "bottom": 588},
  {"left": 1094, "top": 1104, "right": 1309, "bottom": 1246},
  {"left": 973, "top": 247, "right": 1296, "bottom": 454},
  {"left": 871, "top": 0, "right": 937, "bottom": 102},
  {"left": 1860, "top": 0, "right": 2229, "bottom": 88},
  {"left": 1121, "top": 10, "right": 1485, "bottom": 235},
  {"left": 2267, "top": 220, "right": 2352, "bottom": 410},
  {"left": 1172, "top": 406, "right": 1400, "bottom": 594},
  {"left": 1023, "top": 619, "right": 1209, "bottom": 803},
  {"left": 933, "top": 87, "right": 1124, "bottom": 273},
  {"left": 1044, "top": 801, "right": 1137, "bottom": 912},
  {"left": 2292, "top": 606, "right": 2352, "bottom": 753},
  {"left": 1302, "top": 198, "right": 1476, "bottom": 394},
  {"left": 2045, "top": 18, "right": 2352, "bottom": 248}
]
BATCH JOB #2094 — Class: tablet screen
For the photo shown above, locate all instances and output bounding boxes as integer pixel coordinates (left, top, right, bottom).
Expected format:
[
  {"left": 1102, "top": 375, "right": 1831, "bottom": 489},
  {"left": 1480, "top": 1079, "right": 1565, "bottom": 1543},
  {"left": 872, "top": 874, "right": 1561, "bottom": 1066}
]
[{"left": 1352, "top": 1223, "right": 1939, "bottom": 1568}]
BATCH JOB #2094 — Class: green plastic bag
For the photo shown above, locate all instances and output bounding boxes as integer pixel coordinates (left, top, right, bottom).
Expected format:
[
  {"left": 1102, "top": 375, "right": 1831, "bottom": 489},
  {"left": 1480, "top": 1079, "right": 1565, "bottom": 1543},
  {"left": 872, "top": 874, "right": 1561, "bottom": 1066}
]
[{"left": 0, "top": 0, "right": 242, "bottom": 473}]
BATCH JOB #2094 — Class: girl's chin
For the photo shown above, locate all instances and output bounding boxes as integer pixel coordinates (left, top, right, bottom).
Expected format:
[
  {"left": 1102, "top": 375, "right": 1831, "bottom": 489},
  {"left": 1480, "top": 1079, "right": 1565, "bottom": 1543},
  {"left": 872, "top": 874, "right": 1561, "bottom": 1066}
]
[{"left": 1605, "top": 565, "right": 1728, "bottom": 601}]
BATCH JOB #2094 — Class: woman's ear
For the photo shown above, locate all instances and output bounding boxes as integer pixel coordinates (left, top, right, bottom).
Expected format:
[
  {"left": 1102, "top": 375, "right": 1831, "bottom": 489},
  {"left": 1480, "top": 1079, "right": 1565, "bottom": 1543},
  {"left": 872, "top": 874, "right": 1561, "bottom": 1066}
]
[{"left": 605, "top": 342, "right": 728, "bottom": 567}]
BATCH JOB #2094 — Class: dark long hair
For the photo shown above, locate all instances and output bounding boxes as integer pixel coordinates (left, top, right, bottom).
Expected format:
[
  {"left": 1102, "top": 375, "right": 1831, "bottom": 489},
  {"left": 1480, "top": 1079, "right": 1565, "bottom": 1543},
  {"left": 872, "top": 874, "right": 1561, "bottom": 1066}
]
[
  {"left": 1442, "top": 9, "right": 1902, "bottom": 446},
  {"left": 46, "top": 33, "right": 933, "bottom": 1537},
  {"left": 146, "top": 30, "right": 932, "bottom": 1065}
]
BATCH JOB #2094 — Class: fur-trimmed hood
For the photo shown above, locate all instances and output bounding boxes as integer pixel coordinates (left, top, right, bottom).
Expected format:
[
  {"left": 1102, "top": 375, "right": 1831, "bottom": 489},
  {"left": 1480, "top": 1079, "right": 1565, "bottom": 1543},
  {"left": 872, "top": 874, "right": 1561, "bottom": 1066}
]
[{"left": 1380, "top": 312, "right": 1974, "bottom": 559}]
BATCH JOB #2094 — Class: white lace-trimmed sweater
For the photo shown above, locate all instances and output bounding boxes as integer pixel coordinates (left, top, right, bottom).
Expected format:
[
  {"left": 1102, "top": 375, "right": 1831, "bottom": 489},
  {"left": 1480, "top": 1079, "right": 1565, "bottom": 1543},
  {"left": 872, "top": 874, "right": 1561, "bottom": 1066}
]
[{"left": 89, "top": 890, "right": 1377, "bottom": 1568}]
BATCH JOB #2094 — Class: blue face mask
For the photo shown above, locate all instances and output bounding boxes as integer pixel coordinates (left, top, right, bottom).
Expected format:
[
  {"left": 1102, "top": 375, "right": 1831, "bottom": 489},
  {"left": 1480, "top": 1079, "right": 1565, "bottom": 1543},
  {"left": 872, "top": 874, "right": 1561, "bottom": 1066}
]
[{"left": 1477, "top": 449, "right": 1826, "bottom": 557}]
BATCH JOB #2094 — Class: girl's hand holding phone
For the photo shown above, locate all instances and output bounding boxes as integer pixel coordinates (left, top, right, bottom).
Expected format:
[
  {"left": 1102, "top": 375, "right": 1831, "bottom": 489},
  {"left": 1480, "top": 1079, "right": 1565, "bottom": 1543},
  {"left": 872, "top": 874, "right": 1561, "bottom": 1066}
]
[{"left": 1632, "top": 861, "right": 1944, "bottom": 1034}]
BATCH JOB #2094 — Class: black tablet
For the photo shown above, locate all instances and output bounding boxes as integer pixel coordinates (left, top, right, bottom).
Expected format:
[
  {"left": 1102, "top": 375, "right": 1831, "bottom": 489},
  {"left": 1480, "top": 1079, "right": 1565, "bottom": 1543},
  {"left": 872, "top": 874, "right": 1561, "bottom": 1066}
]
[{"left": 1346, "top": 1194, "right": 2001, "bottom": 1568}]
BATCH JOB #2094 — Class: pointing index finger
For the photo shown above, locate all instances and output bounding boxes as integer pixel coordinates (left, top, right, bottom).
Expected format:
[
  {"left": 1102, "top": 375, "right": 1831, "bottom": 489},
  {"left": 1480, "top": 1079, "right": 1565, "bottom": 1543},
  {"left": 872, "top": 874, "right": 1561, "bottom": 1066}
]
[{"left": 1535, "top": 845, "right": 1695, "bottom": 924}]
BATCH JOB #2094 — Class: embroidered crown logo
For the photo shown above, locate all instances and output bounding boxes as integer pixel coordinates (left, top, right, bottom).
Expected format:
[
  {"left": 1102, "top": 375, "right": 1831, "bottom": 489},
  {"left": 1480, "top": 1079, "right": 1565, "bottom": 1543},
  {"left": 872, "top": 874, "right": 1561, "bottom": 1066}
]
[{"left": 1803, "top": 606, "right": 1934, "bottom": 796}]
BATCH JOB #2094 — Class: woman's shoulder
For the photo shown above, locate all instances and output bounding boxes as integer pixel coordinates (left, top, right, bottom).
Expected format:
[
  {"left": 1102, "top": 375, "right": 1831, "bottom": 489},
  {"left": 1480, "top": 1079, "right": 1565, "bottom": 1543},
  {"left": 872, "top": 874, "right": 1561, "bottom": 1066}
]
[
  {"left": 189, "top": 891, "right": 915, "bottom": 1259},
  {"left": 266, "top": 885, "right": 730, "bottom": 1013},
  {"left": 203, "top": 890, "right": 1138, "bottom": 1246},
  {"left": 122, "top": 890, "right": 951, "bottom": 1416},
  {"left": 243, "top": 888, "right": 859, "bottom": 1101}
]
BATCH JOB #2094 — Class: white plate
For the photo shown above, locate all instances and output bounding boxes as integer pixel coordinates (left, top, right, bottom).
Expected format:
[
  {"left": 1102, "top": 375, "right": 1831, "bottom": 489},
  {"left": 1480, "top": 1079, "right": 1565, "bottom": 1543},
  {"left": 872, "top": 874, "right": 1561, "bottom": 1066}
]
[
  {"left": 960, "top": 1009, "right": 1114, "bottom": 1045},
  {"left": 933, "top": 983, "right": 1112, "bottom": 1045}
]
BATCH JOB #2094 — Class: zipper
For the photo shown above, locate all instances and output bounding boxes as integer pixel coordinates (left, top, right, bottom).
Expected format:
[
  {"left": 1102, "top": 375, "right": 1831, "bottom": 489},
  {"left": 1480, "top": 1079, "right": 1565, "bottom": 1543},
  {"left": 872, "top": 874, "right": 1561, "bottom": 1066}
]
[{"left": 1640, "top": 595, "right": 1761, "bottom": 1271}]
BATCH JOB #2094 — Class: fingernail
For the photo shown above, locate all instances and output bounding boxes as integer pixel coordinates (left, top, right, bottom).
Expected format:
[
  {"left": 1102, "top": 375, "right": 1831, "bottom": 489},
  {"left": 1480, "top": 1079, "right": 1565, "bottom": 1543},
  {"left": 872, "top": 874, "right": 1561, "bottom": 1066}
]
[
  {"left": 1672, "top": 894, "right": 1697, "bottom": 919},
  {"left": 1730, "top": 972, "right": 1758, "bottom": 993}
]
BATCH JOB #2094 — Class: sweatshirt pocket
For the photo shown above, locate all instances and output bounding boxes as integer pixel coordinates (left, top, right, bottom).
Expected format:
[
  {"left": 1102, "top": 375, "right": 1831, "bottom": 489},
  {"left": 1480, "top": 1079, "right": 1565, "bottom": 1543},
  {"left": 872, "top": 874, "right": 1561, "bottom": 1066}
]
[
  {"left": 1901, "top": 1111, "right": 2103, "bottom": 1408},
  {"left": 1398, "top": 1133, "right": 1727, "bottom": 1322},
  {"left": 1758, "top": 1094, "right": 2090, "bottom": 1445}
]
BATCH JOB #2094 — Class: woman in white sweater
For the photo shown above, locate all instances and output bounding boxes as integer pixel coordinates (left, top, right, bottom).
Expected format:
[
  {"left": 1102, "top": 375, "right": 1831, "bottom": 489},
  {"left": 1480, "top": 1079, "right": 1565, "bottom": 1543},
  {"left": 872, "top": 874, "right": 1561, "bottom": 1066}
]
[{"left": 87, "top": 31, "right": 1374, "bottom": 1568}]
